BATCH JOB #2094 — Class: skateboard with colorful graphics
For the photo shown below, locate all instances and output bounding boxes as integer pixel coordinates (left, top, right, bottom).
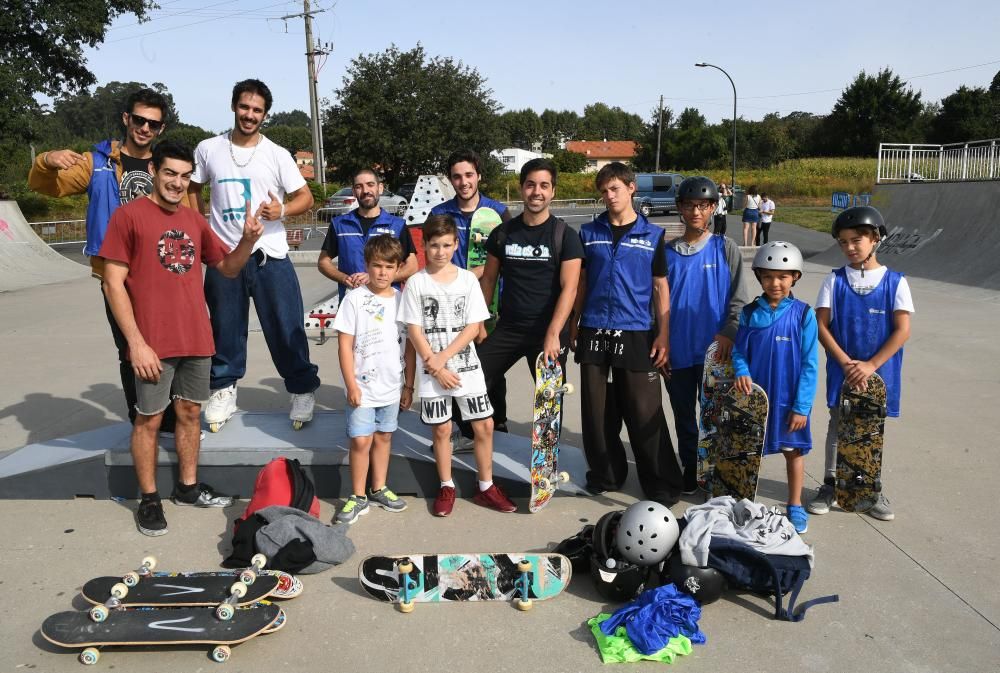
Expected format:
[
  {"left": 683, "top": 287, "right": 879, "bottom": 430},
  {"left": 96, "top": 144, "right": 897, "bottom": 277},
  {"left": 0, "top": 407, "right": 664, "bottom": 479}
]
[
  {"left": 710, "top": 383, "right": 769, "bottom": 501},
  {"left": 835, "top": 372, "right": 888, "bottom": 512},
  {"left": 529, "top": 353, "right": 574, "bottom": 512},
  {"left": 358, "top": 553, "right": 571, "bottom": 612},
  {"left": 696, "top": 341, "right": 734, "bottom": 492},
  {"left": 41, "top": 603, "right": 281, "bottom": 665},
  {"left": 468, "top": 207, "right": 503, "bottom": 332}
]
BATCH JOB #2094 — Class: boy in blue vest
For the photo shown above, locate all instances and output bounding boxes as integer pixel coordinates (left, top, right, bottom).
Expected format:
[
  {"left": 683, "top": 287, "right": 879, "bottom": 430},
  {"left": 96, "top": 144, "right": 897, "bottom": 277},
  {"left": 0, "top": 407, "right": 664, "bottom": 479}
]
[
  {"left": 319, "top": 168, "right": 419, "bottom": 300},
  {"left": 807, "top": 206, "right": 913, "bottom": 521},
  {"left": 665, "top": 176, "right": 750, "bottom": 494},
  {"left": 733, "top": 242, "right": 819, "bottom": 534},
  {"left": 571, "top": 162, "right": 682, "bottom": 505}
]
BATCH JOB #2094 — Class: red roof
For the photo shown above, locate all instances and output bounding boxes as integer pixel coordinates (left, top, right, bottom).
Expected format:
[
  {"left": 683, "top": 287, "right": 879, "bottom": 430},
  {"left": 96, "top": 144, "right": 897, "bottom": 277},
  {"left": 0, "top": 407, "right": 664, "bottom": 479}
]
[{"left": 564, "top": 140, "right": 637, "bottom": 159}]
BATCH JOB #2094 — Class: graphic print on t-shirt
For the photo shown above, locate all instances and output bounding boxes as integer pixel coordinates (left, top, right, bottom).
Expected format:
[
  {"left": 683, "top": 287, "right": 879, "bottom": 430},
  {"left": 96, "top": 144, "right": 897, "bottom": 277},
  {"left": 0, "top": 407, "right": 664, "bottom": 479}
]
[
  {"left": 505, "top": 241, "right": 552, "bottom": 261},
  {"left": 421, "top": 294, "right": 477, "bottom": 374},
  {"left": 217, "top": 177, "right": 252, "bottom": 223},
  {"left": 119, "top": 171, "right": 153, "bottom": 204},
  {"left": 157, "top": 230, "right": 196, "bottom": 274}
]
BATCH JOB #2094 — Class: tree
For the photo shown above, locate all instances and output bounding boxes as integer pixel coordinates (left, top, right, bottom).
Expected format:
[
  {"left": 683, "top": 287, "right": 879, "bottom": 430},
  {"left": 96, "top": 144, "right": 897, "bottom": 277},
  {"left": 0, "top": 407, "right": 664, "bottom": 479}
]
[
  {"left": 821, "top": 68, "right": 923, "bottom": 156},
  {"left": 264, "top": 110, "right": 310, "bottom": 128},
  {"left": 579, "top": 103, "right": 644, "bottom": 142},
  {"left": 539, "top": 109, "right": 580, "bottom": 151},
  {"left": 497, "top": 109, "right": 542, "bottom": 150},
  {"left": 164, "top": 123, "right": 213, "bottom": 152},
  {"left": 265, "top": 125, "right": 312, "bottom": 155},
  {"left": 550, "top": 149, "right": 588, "bottom": 174},
  {"left": 0, "top": 1, "right": 155, "bottom": 141},
  {"left": 930, "top": 86, "right": 997, "bottom": 143},
  {"left": 633, "top": 106, "right": 675, "bottom": 171},
  {"left": 322, "top": 44, "right": 502, "bottom": 185}
]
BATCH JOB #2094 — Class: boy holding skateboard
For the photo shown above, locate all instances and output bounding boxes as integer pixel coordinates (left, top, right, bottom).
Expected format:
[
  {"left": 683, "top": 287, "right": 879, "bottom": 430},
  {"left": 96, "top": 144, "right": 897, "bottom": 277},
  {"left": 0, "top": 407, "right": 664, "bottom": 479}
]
[
  {"left": 664, "top": 176, "right": 750, "bottom": 493},
  {"left": 333, "top": 236, "right": 417, "bottom": 525},
  {"left": 732, "top": 242, "right": 818, "bottom": 533},
  {"left": 807, "top": 206, "right": 913, "bottom": 521},
  {"left": 400, "top": 215, "right": 517, "bottom": 516}
]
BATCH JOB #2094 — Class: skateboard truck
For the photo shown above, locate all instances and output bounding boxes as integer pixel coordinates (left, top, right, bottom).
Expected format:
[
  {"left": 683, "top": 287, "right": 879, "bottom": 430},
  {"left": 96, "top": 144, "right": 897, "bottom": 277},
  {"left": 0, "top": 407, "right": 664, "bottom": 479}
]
[
  {"left": 88, "top": 583, "right": 129, "bottom": 623},
  {"left": 396, "top": 559, "right": 417, "bottom": 613},
  {"left": 239, "top": 554, "right": 268, "bottom": 585},
  {"left": 215, "top": 581, "right": 250, "bottom": 621},
  {"left": 515, "top": 559, "right": 533, "bottom": 611},
  {"left": 122, "top": 556, "right": 157, "bottom": 587},
  {"left": 542, "top": 383, "right": 574, "bottom": 400}
]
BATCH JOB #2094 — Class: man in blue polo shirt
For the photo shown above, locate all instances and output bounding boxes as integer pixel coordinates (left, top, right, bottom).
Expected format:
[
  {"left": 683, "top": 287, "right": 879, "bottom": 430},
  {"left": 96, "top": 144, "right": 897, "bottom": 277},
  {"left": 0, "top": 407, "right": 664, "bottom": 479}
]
[{"left": 319, "top": 168, "right": 419, "bottom": 298}]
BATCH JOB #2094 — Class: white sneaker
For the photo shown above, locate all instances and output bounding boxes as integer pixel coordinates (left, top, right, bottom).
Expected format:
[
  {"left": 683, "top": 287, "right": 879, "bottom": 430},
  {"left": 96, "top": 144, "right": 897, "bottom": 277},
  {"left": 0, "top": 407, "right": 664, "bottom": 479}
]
[
  {"left": 205, "top": 385, "right": 237, "bottom": 432},
  {"left": 290, "top": 392, "right": 315, "bottom": 429}
]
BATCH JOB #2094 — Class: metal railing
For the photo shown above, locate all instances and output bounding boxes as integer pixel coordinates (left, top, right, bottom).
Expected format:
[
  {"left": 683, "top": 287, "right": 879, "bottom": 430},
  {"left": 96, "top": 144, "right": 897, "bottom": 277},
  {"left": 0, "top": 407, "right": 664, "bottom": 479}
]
[
  {"left": 29, "top": 219, "right": 86, "bottom": 246},
  {"left": 877, "top": 139, "right": 1000, "bottom": 183},
  {"left": 501, "top": 198, "right": 602, "bottom": 220}
]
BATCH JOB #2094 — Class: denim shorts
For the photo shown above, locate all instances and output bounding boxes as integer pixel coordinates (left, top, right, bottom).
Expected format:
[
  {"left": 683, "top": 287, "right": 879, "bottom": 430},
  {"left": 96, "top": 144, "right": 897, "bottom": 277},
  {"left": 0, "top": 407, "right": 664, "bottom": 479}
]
[
  {"left": 346, "top": 403, "right": 400, "bottom": 437},
  {"left": 135, "top": 356, "right": 211, "bottom": 416},
  {"left": 742, "top": 208, "right": 760, "bottom": 223}
]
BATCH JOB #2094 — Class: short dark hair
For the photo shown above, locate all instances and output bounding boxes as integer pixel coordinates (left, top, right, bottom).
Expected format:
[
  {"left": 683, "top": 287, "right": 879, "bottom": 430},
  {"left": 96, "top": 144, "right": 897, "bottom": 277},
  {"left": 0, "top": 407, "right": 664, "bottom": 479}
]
[
  {"left": 423, "top": 214, "right": 458, "bottom": 242},
  {"left": 520, "top": 157, "right": 557, "bottom": 186},
  {"left": 446, "top": 150, "right": 481, "bottom": 176},
  {"left": 364, "top": 234, "right": 404, "bottom": 265},
  {"left": 125, "top": 88, "right": 169, "bottom": 121},
  {"left": 231, "top": 78, "right": 273, "bottom": 112},
  {"left": 151, "top": 140, "right": 194, "bottom": 170},
  {"left": 352, "top": 168, "right": 381, "bottom": 185},
  {"left": 595, "top": 162, "right": 635, "bottom": 191}
]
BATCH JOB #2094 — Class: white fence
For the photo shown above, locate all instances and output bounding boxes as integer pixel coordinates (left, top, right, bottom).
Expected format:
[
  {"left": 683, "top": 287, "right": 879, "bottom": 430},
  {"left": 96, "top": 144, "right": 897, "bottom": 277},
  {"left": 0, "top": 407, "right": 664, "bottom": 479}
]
[{"left": 877, "top": 139, "right": 1000, "bottom": 183}]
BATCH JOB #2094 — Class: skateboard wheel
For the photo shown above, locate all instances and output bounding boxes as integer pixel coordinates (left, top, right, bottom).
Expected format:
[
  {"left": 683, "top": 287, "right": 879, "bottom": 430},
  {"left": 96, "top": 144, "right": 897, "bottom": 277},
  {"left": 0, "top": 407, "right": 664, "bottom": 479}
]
[
  {"left": 841, "top": 398, "right": 852, "bottom": 415},
  {"left": 80, "top": 647, "right": 100, "bottom": 665},
  {"left": 239, "top": 570, "right": 256, "bottom": 585},
  {"left": 209, "top": 422, "right": 224, "bottom": 433},
  {"left": 399, "top": 600, "right": 415, "bottom": 613},
  {"left": 123, "top": 571, "right": 140, "bottom": 587},
  {"left": 516, "top": 598, "right": 533, "bottom": 611},
  {"left": 517, "top": 560, "right": 532, "bottom": 573},
  {"left": 874, "top": 479, "right": 883, "bottom": 492},
  {"left": 216, "top": 603, "right": 235, "bottom": 621},
  {"left": 706, "top": 374, "right": 716, "bottom": 387},
  {"left": 251, "top": 553, "right": 267, "bottom": 568},
  {"left": 230, "top": 582, "right": 247, "bottom": 598},
  {"left": 538, "top": 478, "right": 550, "bottom": 490},
  {"left": 110, "top": 582, "right": 129, "bottom": 599},
  {"left": 292, "top": 420, "right": 305, "bottom": 430},
  {"left": 397, "top": 560, "right": 413, "bottom": 574},
  {"left": 563, "top": 383, "right": 575, "bottom": 395},
  {"left": 211, "top": 645, "right": 231, "bottom": 663},
  {"left": 89, "top": 605, "right": 109, "bottom": 623},
  {"left": 141, "top": 555, "right": 157, "bottom": 571},
  {"left": 559, "top": 471, "right": 570, "bottom": 483}
]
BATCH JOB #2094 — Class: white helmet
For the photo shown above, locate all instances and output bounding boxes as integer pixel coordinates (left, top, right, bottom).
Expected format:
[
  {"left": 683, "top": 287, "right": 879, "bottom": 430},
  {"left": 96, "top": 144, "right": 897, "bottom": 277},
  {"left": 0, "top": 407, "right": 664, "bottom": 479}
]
[
  {"left": 614, "top": 501, "right": 679, "bottom": 566},
  {"left": 752, "top": 241, "right": 803, "bottom": 274}
]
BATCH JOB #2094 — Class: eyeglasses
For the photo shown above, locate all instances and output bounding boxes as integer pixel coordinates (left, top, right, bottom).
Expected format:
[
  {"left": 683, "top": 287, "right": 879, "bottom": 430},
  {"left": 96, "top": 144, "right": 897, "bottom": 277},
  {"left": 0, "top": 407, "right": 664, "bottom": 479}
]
[
  {"left": 128, "top": 113, "right": 164, "bottom": 132},
  {"left": 678, "top": 202, "right": 715, "bottom": 212}
]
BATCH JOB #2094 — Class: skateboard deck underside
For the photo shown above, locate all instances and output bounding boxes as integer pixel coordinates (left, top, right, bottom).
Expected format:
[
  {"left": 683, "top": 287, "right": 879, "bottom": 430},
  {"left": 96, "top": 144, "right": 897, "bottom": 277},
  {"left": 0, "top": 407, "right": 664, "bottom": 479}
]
[
  {"left": 710, "top": 384, "right": 768, "bottom": 501},
  {"left": 468, "top": 208, "right": 502, "bottom": 331},
  {"left": 530, "top": 358, "right": 564, "bottom": 512},
  {"left": 697, "top": 342, "right": 734, "bottom": 491},
  {"left": 359, "top": 553, "right": 571, "bottom": 603},
  {"left": 835, "top": 374, "right": 887, "bottom": 513}
]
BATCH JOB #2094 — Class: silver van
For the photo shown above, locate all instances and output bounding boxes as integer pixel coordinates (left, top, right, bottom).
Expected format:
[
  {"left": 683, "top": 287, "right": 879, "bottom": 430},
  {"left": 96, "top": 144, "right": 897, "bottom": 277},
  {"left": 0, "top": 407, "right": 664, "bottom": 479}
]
[{"left": 632, "top": 172, "right": 685, "bottom": 216}]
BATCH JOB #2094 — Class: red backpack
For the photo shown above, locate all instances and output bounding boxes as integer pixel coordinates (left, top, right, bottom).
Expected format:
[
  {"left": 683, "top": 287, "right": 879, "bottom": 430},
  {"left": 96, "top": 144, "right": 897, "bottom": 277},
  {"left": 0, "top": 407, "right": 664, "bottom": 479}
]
[{"left": 235, "top": 458, "right": 320, "bottom": 530}]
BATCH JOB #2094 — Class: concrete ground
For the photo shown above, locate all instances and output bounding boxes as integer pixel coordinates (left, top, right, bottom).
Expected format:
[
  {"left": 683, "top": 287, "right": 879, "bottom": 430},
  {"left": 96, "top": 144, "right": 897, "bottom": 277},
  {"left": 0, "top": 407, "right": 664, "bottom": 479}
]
[{"left": 2, "top": 216, "right": 998, "bottom": 672}]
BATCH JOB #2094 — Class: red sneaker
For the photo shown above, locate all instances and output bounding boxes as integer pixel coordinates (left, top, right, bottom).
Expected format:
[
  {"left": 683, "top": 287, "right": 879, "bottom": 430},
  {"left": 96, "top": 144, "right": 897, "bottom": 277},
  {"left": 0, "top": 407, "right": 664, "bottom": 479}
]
[
  {"left": 472, "top": 484, "right": 517, "bottom": 513},
  {"left": 434, "top": 486, "right": 456, "bottom": 517}
]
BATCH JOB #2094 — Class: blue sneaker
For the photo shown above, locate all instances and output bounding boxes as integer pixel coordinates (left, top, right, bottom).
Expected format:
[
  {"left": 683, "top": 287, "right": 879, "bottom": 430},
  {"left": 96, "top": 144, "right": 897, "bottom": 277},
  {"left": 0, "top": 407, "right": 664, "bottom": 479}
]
[{"left": 787, "top": 504, "right": 809, "bottom": 534}]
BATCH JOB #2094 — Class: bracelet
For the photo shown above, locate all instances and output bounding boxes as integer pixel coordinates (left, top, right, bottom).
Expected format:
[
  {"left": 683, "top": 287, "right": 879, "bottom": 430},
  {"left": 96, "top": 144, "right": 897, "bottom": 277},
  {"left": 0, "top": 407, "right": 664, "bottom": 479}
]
[{"left": 279, "top": 203, "right": 286, "bottom": 219}]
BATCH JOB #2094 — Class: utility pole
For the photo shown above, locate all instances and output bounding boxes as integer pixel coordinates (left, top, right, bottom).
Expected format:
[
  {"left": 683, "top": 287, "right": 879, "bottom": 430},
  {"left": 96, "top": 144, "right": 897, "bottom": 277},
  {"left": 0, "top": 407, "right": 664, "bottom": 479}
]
[
  {"left": 281, "top": 1, "right": 330, "bottom": 193},
  {"left": 655, "top": 94, "right": 664, "bottom": 173}
]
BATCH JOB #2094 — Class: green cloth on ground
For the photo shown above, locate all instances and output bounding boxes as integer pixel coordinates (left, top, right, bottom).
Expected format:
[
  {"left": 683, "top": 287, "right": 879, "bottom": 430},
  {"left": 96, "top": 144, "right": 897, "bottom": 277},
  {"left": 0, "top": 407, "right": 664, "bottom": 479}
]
[{"left": 588, "top": 613, "right": 693, "bottom": 664}]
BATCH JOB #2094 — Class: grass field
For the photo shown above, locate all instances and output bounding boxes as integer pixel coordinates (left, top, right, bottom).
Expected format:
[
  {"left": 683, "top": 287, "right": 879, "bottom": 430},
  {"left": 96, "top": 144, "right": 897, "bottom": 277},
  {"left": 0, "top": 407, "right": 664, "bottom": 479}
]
[{"left": 765, "top": 206, "right": 838, "bottom": 233}]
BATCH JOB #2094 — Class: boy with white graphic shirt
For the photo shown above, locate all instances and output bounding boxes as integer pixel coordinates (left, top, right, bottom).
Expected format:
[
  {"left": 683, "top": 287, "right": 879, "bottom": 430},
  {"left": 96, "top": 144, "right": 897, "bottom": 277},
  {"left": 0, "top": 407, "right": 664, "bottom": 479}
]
[
  {"left": 400, "top": 215, "right": 517, "bottom": 516},
  {"left": 333, "top": 236, "right": 416, "bottom": 525}
]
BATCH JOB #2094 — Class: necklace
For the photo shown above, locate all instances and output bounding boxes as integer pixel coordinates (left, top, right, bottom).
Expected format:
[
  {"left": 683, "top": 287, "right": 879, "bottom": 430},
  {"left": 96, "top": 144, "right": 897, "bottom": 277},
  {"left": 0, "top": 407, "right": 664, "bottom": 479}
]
[{"left": 229, "top": 131, "right": 262, "bottom": 167}]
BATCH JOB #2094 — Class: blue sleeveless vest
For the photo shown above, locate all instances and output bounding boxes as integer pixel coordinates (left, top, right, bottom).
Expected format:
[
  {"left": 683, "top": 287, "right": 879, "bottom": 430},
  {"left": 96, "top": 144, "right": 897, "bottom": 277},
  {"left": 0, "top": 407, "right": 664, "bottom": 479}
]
[
  {"left": 429, "top": 195, "right": 507, "bottom": 267},
  {"left": 331, "top": 209, "right": 406, "bottom": 299},
  {"left": 667, "top": 234, "right": 731, "bottom": 368}
]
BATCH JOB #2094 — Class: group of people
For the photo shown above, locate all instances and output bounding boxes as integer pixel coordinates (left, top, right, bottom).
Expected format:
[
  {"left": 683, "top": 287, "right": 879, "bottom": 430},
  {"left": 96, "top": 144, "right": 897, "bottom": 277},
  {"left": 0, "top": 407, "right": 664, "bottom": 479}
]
[
  {"left": 29, "top": 81, "right": 912, "bottom": 540},
  {"left": 739, "top": 187, "right": 776, "bottom": 246}
]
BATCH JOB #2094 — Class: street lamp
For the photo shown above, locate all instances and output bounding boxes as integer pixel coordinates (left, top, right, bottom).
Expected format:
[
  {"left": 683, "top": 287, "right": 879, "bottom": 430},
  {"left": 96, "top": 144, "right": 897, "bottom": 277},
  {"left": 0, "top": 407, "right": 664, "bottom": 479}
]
[{"left": 695, "top": 62, "right": 737, "bottom": 204}]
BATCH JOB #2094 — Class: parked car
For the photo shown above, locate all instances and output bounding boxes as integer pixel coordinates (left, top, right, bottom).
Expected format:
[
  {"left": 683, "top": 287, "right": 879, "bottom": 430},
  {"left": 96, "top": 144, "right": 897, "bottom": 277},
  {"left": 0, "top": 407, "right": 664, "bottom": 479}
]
[
  {"left": 396, "top": 182, "right": 417, "bottom": 203},
  {"left": 317, "top": 187, "right": 408, "bottom": 222},
  {"left": 631, "top": 172, "right": 685, "bottom": 216}
]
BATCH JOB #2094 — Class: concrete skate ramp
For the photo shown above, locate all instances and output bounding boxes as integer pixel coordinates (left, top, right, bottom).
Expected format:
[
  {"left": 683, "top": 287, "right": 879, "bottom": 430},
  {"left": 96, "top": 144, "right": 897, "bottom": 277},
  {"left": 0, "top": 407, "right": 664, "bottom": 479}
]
[
  {"left": 809, "top": 182, "right": 1000, "bottom": 290},
  {"left": 0, "top": 201, "right": 89, "bottom": 292}
]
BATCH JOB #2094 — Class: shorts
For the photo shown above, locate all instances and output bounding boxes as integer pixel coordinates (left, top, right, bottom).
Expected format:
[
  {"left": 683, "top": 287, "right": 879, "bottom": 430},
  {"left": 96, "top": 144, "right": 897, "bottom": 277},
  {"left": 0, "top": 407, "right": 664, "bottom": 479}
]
[
  {"left": 346, "top": 403, "right": 400, "bottom": 438},
  {"left": 742, "top": 208, "right": 760, "bottom": 223},
  {"left": 420, "top": 392, "right": 492, "bottom": 425},
  {"left": 135, "top": 356, "right": 211, "bottom": 416}
]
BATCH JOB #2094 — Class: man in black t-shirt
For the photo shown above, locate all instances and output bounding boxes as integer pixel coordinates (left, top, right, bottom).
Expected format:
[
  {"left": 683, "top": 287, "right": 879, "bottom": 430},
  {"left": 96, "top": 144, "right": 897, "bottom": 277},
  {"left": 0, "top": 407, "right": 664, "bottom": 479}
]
[{"left": 475, "top": 158, "right": 584, "bottom": 431}]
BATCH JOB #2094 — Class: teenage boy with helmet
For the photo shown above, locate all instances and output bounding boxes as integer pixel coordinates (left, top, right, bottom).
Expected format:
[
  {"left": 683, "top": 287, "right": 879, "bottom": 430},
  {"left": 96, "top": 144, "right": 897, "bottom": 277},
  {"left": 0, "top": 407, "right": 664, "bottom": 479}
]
[
  {"left": 664, "top": 176, "right": 751, "bottom": 493},
  {"left": 732, "top": 241, "right": 819, "bottom": 534},
  {"left": 807, "top": 206, "right": 913, "bottom": 521}
]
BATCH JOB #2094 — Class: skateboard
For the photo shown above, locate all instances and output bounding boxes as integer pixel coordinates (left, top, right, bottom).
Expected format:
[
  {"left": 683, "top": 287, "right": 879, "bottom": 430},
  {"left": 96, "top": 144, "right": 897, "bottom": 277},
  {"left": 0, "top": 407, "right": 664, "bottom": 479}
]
[
  {"left": 529, "top": 353, "right": 574, "bottom": 512},
  {"left": 41, "top": 602, "right": 281, "bottom": 665},
  {"left": 835, "top": 372, "right": 888, "bottom": 512},
  {"left": 710, "top": 383, "right": 769, "bottom": 501},
  {"left": 358, "top": 553, "right": 571, "bottom": 612},
  {"left": 696, "top": 341, "right": 734, "bottom": 491},
  {"left": 468, "top": 207, "right": 503, "bottom": 332}
]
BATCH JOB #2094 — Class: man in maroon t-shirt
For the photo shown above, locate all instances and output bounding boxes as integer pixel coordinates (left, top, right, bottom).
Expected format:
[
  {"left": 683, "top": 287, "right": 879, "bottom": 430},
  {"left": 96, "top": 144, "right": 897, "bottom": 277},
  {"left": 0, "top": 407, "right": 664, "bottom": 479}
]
[{"left": 100, "top": 140, "right": 263, "bottom": 536}]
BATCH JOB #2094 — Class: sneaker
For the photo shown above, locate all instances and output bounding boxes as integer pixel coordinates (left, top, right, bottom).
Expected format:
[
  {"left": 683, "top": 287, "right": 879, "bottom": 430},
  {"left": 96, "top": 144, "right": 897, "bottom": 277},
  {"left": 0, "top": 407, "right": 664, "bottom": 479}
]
[
  {"left": 807, "top": 483, "right": 837, "bottom": 515},
  {"left": 451, "top": 429, "right": 475, "bottom": 454},
  {"left": 472, "top": 484, "right": 517, "bottom": 513},
  {"left": 494, "top": 423, "right": 509, "bottom": 433},
  {"left": 434, "top": 486, "right": 456, "bottom": 517},
  {"left": 335, "top": 495, "right": 370, "bottom": 524},
  {"left": 290, "top": 392, "right": 315, "bottom": 425},
  {"left": 136, "top": 498, "right": 168, "bottom": 537},
  {"left": 205, "top": 385, "right": 237, "bottom": 429},
  {"left": 368, "top": 487, "right": 407, "bottom": 512},
  {"left": 787, "top": 504, "right": 809, "bottom": 534},
  {"left": 171, "top": 482, "right": 234, "bottom": 508},
  {"left": 583, "top": 482, "right": 607, "bottom": 496},
  {"left": 681, "top": 464, "right": 698, "bottom": 495},
  {"left": 866, "top": 493, "right": 895, "bottom": 521}
]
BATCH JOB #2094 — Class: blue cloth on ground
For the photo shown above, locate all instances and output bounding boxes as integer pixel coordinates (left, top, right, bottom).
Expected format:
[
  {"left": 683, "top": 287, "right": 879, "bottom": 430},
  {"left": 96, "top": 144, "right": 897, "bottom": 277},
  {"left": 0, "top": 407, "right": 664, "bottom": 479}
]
[{"left": 599, "top": 583, "right": 706, "bottom": 655}]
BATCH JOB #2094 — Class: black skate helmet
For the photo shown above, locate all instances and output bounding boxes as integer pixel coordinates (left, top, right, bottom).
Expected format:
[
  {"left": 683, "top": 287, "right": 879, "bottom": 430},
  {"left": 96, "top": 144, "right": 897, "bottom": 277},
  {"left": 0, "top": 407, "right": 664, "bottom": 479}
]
[
  {"left": 553, "top": 524, "right": 594, "bottom": 572},
  {"left": 590, "top": 511, "right": 650, "bottom": 602},
  {"left": 614, "top": 501, "right": 680, "bottom": 566},
  {"left": 676, "top": 176, "right": 720, "bottom": 203},
  {"left": 667, "top": 554, "right": 726, "bottom": 604},
  {"left": 832, "top": 206, "right": 887, "bottom": 240}
]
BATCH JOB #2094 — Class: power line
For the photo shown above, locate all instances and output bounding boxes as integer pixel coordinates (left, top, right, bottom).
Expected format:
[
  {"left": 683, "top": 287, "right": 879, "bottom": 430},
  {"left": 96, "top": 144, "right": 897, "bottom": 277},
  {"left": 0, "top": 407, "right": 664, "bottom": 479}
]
[{"left": 107, "top": 0, "right": 292, "bottom": 42}]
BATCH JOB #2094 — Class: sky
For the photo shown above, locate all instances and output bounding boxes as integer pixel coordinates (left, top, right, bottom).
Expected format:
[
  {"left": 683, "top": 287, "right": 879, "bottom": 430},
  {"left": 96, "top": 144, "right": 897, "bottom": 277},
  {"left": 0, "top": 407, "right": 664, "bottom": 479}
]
[{"left": 77, "top": 0, "right": 1000, "bottom": 134}]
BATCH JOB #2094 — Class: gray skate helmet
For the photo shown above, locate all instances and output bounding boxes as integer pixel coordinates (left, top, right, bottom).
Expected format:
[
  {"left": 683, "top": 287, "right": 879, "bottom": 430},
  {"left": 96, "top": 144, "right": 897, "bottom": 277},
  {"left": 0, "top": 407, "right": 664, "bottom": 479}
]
[
  {"left": 752, "top": 241, "right": 804, "bottom": 275},
  {"left": 614, "top": 501, "right": 680, "bottom": 566},
  {"left": 832, "top": 206, "right": 887, "bottom": 240},
  {"left": 676, "top": 176, "right": 720, "bottom": 203}
]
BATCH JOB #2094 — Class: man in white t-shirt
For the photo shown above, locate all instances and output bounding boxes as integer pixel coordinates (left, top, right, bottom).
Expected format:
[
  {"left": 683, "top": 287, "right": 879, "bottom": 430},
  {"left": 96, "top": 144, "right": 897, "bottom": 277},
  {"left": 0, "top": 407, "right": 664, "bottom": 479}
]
[
  {"left": 757, "top": 194, "right": 775, "bottom": 245},
  {"left": 188, "top": 79, "right": 320, "bottom": 432}
]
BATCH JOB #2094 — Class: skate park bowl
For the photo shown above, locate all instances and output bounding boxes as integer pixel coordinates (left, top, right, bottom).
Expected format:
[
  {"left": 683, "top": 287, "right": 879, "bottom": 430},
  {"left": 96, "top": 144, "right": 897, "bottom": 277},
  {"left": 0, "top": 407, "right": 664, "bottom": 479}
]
[{"left": 0, "top": 201, "right": 89, "bottom": 292}]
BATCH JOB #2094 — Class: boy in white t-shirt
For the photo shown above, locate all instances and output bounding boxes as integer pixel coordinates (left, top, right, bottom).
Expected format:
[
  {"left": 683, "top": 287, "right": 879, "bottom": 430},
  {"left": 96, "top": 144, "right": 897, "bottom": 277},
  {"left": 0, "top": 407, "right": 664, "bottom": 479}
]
[
  {"left": 808, "top": 206, "right": 913, "bottom": 522},
  {"left": 400, "top": 215, "right": 517, "bottom": 516},
  {"left": 333, "top": 236, "right": 416, "bottom": 525}
]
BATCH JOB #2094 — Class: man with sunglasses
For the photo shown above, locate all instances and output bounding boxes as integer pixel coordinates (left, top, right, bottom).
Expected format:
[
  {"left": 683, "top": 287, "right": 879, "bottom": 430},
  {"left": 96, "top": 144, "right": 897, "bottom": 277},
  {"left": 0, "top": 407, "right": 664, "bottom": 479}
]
[
  {"left": 28, "top": 88, "right": 182, "bottom": 434},
  {"left": 664, "top": 176, "right": 750, "bottom": 494}
]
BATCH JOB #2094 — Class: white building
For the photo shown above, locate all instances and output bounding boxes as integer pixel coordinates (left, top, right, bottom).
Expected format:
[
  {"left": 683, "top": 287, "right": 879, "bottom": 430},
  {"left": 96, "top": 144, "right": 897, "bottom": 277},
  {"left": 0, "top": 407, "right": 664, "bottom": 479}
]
[{"left": 492, "top": 148, "right": 549, "bottom": 175}]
